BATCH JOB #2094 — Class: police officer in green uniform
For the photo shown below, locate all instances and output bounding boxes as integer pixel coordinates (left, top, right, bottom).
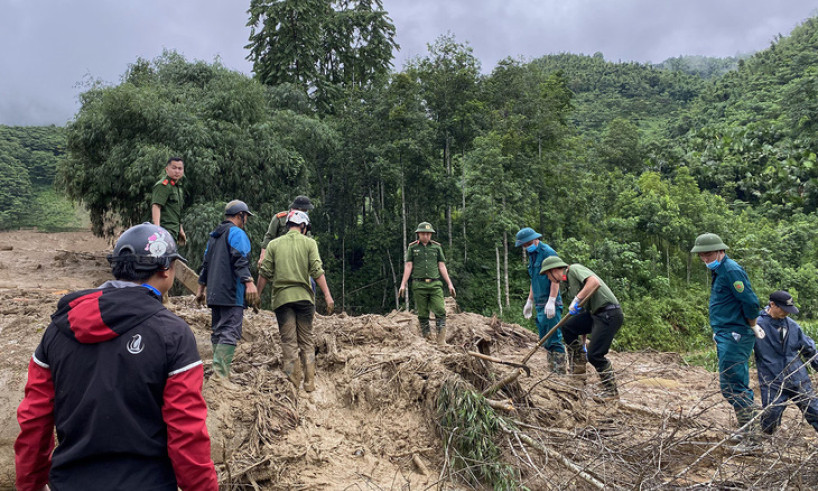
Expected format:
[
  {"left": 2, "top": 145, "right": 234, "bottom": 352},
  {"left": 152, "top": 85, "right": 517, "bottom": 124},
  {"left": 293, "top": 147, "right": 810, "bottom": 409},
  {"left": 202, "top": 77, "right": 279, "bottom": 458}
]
[
  {"left": 150, "top": 157, "right": 186, "bottom": 244},
  {"left": 399, "top": 222, "right": 456, "bottom": 343},
  {"left": 258, "top": 195, "right": 314, "bottom": 267},
  {"left": 692, "top": 232, "right": 763, "bottom": 451}
]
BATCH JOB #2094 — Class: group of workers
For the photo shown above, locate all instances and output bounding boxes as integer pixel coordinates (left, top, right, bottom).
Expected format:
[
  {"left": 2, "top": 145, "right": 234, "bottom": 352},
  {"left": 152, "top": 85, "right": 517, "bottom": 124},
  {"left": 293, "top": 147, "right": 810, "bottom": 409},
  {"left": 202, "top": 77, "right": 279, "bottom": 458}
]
[{"left": 13, "top": 157, "right": 818, "bottom": 489}]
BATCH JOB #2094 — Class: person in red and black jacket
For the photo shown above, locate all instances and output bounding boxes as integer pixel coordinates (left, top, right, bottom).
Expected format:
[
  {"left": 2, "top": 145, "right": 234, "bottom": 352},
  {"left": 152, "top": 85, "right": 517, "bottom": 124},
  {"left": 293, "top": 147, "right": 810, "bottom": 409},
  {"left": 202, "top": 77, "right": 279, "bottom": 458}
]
[{"left": 14, "top": 223, "right": 218, "bottom": 491}]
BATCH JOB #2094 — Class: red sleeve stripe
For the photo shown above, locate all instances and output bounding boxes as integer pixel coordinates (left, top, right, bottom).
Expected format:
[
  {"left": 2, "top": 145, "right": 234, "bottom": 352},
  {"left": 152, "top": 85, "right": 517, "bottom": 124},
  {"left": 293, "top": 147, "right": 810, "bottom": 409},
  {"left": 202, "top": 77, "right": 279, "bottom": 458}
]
[
  {"left": 168, "top": 360, "right": 203, "bottom": 377},
  {"left": 68, "top": 291, "right": 117, "bottom": 343},
  {"left": 32, "top": 354, "right": 49, "bottom": 369}
]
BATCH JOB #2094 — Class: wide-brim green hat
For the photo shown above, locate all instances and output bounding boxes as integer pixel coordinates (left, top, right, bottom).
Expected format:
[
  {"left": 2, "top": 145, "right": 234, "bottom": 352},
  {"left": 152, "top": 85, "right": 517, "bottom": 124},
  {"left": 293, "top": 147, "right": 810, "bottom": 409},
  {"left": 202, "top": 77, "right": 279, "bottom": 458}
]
[
  {"left": 539, "top": 256, "right": 568, "bottom": 275},
  {"left": 690, "top": 233, "right": 728, "bottom": 253},
  {"left": 415, "top": 222, "right": 435, "bottom": 233}
]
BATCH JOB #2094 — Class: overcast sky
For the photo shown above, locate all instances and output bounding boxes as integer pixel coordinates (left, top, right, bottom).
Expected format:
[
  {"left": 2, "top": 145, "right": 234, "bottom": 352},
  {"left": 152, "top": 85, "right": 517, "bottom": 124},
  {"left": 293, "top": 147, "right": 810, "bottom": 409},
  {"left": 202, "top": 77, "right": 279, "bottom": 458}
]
[{"left": 1, "top": 1, "right": 815, "bottom": 126}]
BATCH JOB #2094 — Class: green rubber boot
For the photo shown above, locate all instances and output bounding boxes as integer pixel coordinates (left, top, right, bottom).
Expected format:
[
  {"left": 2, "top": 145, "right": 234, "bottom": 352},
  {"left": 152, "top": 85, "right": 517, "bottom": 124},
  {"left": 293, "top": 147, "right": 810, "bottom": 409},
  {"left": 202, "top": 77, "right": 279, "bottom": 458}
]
[
  {"left": 436, "top": 317, "right": 447, "bottom": 344},
  {"left": 212, "top": 344, "right": 238, "bottom": 388}
]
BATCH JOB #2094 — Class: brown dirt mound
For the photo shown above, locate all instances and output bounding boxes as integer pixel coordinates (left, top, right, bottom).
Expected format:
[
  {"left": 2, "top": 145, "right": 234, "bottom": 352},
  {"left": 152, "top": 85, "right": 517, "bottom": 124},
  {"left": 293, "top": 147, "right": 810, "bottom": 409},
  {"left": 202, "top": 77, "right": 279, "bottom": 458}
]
[{"left": 2, "top": 229, "right": 818, "bottom": 489}]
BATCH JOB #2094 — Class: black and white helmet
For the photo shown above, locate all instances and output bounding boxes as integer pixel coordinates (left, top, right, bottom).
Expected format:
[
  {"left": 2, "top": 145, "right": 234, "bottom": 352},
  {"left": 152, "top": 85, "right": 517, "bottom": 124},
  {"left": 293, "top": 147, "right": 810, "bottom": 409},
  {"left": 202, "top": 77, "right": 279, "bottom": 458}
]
[{"left": 107, "top": 223, "right": 187, "bottom": 271}]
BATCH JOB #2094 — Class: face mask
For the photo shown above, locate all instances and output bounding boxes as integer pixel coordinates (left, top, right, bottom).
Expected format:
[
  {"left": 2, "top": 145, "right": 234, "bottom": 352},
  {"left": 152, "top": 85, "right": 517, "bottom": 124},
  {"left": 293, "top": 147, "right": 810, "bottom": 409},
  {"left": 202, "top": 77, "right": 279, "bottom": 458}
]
[
  {"left": 706, "top": 259, "right": 721, "bottom": 270},
  {"left": 526, "top": 243, "right": 538, "bottom": 253}
]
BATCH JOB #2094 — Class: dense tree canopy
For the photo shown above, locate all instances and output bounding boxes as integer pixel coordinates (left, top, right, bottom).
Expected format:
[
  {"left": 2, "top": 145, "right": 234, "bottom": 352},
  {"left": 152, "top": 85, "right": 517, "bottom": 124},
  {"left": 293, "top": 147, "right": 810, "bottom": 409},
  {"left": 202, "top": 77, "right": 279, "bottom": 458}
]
[{"left": 10, "top": 12, "right": 817, "bottom": 356}]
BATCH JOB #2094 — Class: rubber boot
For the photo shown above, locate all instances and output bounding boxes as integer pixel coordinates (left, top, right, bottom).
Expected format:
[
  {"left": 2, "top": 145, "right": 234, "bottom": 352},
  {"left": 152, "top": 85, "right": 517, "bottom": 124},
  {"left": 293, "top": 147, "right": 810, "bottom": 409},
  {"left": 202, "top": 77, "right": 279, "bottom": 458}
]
[
  {"left": 568, "top": 342, "right": 587, "bottom": 384},
  {"left": 436, "top": 317, "right": 447, "bottom": 345},
  {"left": 419, "top": 318, "right": 435, "bottom": 342},
  {"left": 731, "top": 407, "right": 762, "bottom": 453},
  {"left": 549, "top": 351, "right": 567, "bottom": 375},
  {"left": 212, "top": 344, "right": 238, "bottom": 389},
  {"left": 283, "top": 357, "right": 302, "bottom": 389},
  {"left": 303, "top": 353, "right": 316, "bottom": 393},
  {"left": 598, "top": 362, "right": 619, "bottom": 400}
]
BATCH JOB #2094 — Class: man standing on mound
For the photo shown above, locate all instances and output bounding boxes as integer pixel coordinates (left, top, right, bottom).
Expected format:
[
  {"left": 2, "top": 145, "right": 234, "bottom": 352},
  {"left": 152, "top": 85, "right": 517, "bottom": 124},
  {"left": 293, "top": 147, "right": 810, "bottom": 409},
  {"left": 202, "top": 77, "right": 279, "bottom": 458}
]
[{"left": 398, "top": 222, "right": 456, "bottom": 344}]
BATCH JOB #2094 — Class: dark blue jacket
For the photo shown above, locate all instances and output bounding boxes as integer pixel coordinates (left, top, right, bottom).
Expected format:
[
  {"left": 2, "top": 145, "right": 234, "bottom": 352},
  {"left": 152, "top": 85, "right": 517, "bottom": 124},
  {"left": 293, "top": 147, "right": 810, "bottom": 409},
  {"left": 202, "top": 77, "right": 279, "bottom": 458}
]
[
  {"left": 708, "top": 256, "right": 759, "bottom": 334},
  {"left": 755, "top": 308, "right": 818, "bottom": 391},
  {"left": 198, "top": 221, "right": 252, "bottom": 307},
  {"left": 527, "top": 242, "right": 562, "bottom": 305}
]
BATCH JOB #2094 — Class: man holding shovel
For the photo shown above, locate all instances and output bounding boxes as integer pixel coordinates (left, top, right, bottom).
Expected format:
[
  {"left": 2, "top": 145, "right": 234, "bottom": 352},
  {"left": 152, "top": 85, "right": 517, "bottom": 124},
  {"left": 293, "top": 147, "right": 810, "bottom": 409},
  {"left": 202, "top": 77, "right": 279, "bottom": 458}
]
[
  {"left": 540, "top": 256, "right": 623, "bottom": 399},
  {"left": 515, "top": 227, "right": 566, "bottom": 373}
]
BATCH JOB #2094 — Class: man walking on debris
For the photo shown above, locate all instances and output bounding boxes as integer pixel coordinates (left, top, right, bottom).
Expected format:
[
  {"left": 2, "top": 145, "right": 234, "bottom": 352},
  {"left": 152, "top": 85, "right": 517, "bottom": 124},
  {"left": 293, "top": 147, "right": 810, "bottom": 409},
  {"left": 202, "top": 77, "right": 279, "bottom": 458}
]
[
  {"left": 258, "top": 195, "right": 314, "bottom": 267},
  {"left": 540, "top": 256, "right": 623, "bottom": 399},
  {"left": 257, "top": 210, "right": 334, "bottom": 392},
  {"left": 754, "top": 290, "right": 818, "bottom": 435},
  {"left": 196, "top": 200, "right": 260, "bottom": 387},
  {"left": 399, "top": 222, "right": 456, "bottom": 344},
  {"left": 15, "top": 223, "right": 218, "bottom": 491},
  {"left": 691, "top": 232, "right": 763, "bottom": 451},
  {"left": 151, "top": 157, "right": 187, "bottom": 245},
  {"left": 515, "top": 227, "right": 566, "bottom": 373}
]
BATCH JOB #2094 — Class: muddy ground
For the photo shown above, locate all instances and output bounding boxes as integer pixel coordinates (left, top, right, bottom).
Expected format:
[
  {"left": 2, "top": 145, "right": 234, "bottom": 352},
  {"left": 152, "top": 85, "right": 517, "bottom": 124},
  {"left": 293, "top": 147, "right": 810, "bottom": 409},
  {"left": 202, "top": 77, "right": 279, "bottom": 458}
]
[{"left": 2, "top": 229, "right": 818, "bottom": 489}]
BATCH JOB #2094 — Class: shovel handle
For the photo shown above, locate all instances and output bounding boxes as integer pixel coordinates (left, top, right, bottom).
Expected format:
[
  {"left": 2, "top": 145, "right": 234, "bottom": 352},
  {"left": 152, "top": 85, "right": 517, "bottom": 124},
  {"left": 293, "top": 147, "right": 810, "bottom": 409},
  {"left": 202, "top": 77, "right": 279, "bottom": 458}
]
[{"left": 520, "top": 286, "right": 598, "bottom": 365}]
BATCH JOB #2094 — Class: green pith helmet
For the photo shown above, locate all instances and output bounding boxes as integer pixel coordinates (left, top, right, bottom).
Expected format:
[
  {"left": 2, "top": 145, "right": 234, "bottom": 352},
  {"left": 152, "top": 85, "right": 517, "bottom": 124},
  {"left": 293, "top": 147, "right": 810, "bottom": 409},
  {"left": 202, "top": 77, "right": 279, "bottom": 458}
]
[
  {"left": 415, "top": 222, "right": 435, "bottom": 234},
  {"left": 539, "top": 256, "right": 569, "bottom": 275},
  {"left": 690, "top": 233, "right": 729, "bottom": 253}
]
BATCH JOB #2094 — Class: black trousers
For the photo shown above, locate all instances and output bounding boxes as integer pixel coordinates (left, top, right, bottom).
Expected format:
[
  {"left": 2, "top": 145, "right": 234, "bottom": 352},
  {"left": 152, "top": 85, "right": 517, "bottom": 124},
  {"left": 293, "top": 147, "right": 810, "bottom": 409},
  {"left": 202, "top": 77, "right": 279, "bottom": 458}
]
[{"left": 561, "top": 307, "right": 624, "bottom": 372}]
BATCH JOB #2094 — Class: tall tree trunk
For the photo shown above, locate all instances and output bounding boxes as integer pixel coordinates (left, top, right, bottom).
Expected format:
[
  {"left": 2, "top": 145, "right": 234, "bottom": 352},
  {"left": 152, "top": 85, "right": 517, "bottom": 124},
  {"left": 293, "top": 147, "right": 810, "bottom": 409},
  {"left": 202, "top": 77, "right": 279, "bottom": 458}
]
[
  {"left": 666, "top": 242, "right": 671, "bottom": 282},
  {"left": 401, "top": 178, "right": 409, "bottom": 308},
  {"left": 462, "top": 154, "right": 467, "bottom": 262},
  {"left": 342, "top": 236, "right": 346, "bottom": 313},
  {"left": 496, "top": 246, "right": 503, "bottom": 316},
  {"left": 503, "top": 231, "right": 510, "bottom": 307},
  {"left": 686, "top": 252, "right": 692, "bottom": 285},
  {"left": 446, "top": 134, "right": 452, "bottom": 248}
]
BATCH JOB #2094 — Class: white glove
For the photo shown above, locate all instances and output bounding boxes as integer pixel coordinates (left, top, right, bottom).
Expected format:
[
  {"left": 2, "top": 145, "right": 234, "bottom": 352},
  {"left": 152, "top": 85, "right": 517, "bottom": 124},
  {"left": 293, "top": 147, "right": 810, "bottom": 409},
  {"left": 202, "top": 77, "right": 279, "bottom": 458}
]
[
  {"left": 523, "top": 298, "right": 533, "bottom": 319},
  {"left": 750, "top": 324, "right": 765, "bottom": 339},
  {"left": 545, "top": 296, "right": 557, "bottom": 319}
]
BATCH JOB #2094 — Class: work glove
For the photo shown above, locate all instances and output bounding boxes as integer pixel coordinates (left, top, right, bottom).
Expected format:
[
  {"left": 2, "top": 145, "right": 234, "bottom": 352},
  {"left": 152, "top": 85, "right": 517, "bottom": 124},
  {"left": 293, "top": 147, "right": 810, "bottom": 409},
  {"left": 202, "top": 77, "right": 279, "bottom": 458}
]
[
  {"left": 545, "top": 296, "right": 557, "bottom": 319},
  {"left": 448, "top": 283, "right": 457, "bottom": 298},
  {"left": 569, "top": 297, "right": 583, "bottom": 316},
  {"left": 245, "top": 290, "right": 261, "bottom": 313},
  {"left": 750, "top": 324, "right": 765, "bottom": 339},
  {"left": 326, "top": 299, "right": 335, "bottom": 315},
  {"left": 195, "top": 291, "right": 206, "bottom": 307},
  {"left": 523, "top": 298, "right": 533, "bottom": 319},
  {"left": 399, "top": 284, "right": 406, "bottom": 297}
]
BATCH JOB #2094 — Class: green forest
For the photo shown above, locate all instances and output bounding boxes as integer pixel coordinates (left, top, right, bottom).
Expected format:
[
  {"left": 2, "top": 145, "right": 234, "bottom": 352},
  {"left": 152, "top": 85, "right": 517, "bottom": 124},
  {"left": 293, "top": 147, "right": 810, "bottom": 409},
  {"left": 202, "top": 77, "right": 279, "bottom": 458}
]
[{"left": 3, "top": 3, "right": 818, "bottom": 358}]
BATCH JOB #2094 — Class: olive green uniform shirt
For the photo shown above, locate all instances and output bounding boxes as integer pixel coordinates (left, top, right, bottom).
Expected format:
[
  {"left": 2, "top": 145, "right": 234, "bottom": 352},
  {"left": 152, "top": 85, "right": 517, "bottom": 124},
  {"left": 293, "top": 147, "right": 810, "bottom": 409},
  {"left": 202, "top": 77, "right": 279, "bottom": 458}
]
[
  {"left": 564, "top": 264, "right": 619, "bottom": 313},
  {"left": 150, "top": 177, "right": 184, "bottom": 239},
  {"left": 259, "top": 229, "right": 325, "bottom": 310},
  {"left": 262, "top": 210, "right": 312, "bottom": 249},
  {"left": 405, "top": 241, "right": 445, "bottom": 279}
]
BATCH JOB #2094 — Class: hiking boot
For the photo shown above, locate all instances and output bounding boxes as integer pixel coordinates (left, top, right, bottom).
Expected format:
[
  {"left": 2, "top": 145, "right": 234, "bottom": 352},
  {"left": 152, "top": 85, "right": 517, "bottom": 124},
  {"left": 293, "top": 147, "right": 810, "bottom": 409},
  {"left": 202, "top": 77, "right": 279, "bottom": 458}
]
[
  {"left": 598, "top": 362, "right": 619, "bottom": 400},
  {"left": 436, "top": 318, "right": 447, "bottom": 344}
]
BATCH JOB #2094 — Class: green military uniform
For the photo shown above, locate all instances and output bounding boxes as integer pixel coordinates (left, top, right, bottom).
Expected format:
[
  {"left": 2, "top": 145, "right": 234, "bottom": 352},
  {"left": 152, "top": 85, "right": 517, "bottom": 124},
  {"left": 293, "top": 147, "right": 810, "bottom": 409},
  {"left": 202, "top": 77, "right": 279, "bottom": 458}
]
[
  {"left": 150, "top": 176, "right": 184, "bottom": 240},
  {"left": 262, "top": 210, "right": 313, "bottom": 249},
  {"left": 406, "top": 236, "right": 447, "bottom": 336}
]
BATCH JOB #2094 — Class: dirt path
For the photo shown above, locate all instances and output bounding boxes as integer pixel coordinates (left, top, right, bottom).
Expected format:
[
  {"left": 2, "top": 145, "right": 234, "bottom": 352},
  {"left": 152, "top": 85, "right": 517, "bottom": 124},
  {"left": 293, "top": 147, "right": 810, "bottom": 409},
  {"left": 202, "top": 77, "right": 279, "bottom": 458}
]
[{"left": 2, "top": 229, "right": 818, "bottom": 489}]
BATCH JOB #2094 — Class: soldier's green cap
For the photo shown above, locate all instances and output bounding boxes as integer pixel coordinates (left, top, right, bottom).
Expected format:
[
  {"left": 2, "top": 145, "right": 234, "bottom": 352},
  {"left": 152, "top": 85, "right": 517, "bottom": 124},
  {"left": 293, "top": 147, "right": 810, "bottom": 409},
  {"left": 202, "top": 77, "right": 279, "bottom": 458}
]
[
  {"left": 415, "top": 222, "right": 435, "bottom": 233},
  {"left": 539, "top": 256, "right": 568, "bottom": 275},
  {"left": 690, "top": 233, "right": 728, "bottom": 253}
]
